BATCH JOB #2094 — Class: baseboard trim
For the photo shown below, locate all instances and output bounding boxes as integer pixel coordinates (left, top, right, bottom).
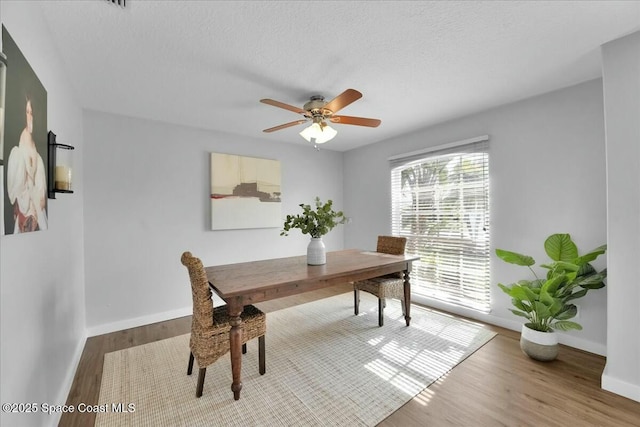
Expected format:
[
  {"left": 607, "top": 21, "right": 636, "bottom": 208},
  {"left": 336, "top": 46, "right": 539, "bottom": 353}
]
[
  {"left": 411, "top": 295, "right": 606, "bottom": 356},
  {"left": 87, "top": 306, "right": 192, "bottom": 337},
  {"left": 87, "top": 297, "right": 608, "bottom": 356},
  {"left": 50, "top": 329, "right": 88, "bottom": 427},
  {"left": 559, "top": 334, "right": 607, "bottom": 356},
  {"left": 602, "top": 367, "right": 640, "bottom": 402}
]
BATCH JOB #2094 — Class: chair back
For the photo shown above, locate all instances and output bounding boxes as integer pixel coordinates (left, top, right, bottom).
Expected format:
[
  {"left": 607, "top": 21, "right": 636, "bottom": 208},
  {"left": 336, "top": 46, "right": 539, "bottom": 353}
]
[
  {"left": 376, "top": 236, "right": 407, "bottom": 255},
  {"left": 181, "top": 252, "right": 214, "bottom": 330}
]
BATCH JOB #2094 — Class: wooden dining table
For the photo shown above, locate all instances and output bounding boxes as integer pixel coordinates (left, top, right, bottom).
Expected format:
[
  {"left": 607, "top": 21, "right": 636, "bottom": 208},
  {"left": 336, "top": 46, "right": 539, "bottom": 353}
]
[{"left": 204, "top": 248, "right": 420, "bottom": 400}]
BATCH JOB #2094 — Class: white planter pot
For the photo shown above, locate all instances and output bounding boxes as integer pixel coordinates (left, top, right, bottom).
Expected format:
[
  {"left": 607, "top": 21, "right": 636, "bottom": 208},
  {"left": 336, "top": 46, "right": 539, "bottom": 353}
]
[
  {"left": 307, "top": 237, "right": 326, "bottom": 265},
  {"left": 520, "top": 324, "right": 559, "bottom": 361}
]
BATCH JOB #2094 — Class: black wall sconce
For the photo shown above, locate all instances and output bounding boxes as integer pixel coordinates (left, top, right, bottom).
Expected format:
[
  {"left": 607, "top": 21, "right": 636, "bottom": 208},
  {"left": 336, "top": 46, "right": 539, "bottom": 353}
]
[
  {"left": 47, "top": 131, "right": 75, "bottom": 199},
  {"left": 105, "top": 0, "right": 126, "bottom": 7}
]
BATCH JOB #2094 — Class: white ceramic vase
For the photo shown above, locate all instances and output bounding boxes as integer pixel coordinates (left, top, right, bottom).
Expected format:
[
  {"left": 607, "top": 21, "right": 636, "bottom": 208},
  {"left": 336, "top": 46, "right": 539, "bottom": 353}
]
[
  {"left": 307, "top": 237, "right": 326, "bottom": 265},
  {"left": 520, "top": 323, "right": 559, "bottom": 361}
]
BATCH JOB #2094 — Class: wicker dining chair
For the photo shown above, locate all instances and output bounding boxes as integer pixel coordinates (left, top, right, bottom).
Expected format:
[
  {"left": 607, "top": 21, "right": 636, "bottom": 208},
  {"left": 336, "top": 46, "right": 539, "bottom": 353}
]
[
  {"left": 181, "top": 251, "right": 266, "bottom": 398},
  {"left": 353, "top": 236, "right": 407, "bottom": 326}
]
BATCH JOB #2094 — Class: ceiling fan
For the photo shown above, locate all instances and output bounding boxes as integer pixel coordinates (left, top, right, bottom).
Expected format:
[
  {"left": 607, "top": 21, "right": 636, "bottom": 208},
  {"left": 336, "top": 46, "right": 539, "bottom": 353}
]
[{"left": 260, "top": 89, "right": 381, "bottom": 145}]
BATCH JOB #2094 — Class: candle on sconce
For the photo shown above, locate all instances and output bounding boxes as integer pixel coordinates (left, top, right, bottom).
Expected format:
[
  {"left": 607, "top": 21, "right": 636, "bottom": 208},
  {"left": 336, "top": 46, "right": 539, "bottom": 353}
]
[
  {"left": 54, "top": 165, "right": 72, "bottom": 191},
  {"left": 47, "top": 131, "right": 75, "bottom": 199}
]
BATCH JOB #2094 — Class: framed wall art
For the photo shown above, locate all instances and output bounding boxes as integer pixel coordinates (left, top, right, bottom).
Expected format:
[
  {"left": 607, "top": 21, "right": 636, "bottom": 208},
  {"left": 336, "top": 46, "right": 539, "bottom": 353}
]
[
  {"left": 2, "top": 25, "right": 48, "bottom": 235},
  {"left": 210, "top": 153, "right": 281, "bottom": 230}
]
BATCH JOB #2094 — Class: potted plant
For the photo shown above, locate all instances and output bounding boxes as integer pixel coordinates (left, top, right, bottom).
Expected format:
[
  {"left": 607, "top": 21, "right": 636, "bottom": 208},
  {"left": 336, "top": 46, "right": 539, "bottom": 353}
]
[
  {"left": 496, "top": 233, "right": 607, "bottom": 361},
  {"left": 281, "top": 197, "right": 347, "bottom": 265}
]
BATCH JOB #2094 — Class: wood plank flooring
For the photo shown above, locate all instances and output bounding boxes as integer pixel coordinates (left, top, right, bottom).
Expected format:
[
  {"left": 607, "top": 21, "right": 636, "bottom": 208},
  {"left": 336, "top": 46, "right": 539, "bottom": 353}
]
[{"left": 60, "top": 283, "right": 640, "bottom": 426}]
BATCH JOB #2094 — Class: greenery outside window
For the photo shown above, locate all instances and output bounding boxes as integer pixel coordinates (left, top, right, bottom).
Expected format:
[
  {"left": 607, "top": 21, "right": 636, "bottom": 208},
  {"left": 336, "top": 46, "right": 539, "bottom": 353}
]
[{"left": 390, "top": 136, "right": 490, "bottom": 312}]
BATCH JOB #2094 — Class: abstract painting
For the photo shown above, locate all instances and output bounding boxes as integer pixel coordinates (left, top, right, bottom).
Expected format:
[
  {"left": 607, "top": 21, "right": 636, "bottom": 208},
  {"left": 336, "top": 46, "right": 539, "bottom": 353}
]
[
  {"left": 2, "top": 25, "right": 48, "bottom": 235},
  {"left": 210, "top": 153, "right": 281, "bottom": 230}
]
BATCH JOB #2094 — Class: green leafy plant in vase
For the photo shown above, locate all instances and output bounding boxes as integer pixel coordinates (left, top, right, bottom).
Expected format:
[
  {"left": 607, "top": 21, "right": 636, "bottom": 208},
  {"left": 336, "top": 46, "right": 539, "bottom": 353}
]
[
  {"left": 281, "top": 197, "right": 347, "bottom": 265},
  {"left": 496, "top": 233, "right": 607, "bottom": 361}
]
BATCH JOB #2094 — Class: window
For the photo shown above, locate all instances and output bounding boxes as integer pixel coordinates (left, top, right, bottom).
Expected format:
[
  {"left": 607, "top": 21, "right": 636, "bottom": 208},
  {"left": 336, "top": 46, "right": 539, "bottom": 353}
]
[{"left": 390, "top": 136, "right": 490, "bottom": 312}]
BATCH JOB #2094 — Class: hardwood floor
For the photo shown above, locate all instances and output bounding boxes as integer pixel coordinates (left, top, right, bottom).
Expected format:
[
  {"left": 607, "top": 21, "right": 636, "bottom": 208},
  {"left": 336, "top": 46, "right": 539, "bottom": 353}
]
[{"left": 61, "top": 283, "right": 640, "bottom": 426}]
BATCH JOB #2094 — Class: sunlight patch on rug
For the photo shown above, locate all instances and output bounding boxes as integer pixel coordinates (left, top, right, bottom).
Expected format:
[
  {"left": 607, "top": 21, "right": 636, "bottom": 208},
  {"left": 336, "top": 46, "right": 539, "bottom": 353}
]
[{"left": 96, "top": 293, "right": 496, "bottom": 426}]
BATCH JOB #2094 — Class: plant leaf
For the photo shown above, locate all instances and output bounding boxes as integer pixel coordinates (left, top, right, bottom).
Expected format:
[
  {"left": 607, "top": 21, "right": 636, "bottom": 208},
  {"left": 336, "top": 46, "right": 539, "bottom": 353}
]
[
  {"left": 555, "top": 304, "right": 577, "bottom": 320},
  {"left": 495, "top": 249, "right": 535, "bottom": 266},
  {"left": 564, "top": 288, "right": 588, "bottom": 302},
  {"left": 580, "top": 281, "right": 606, "bottom": 290},
  {"left": 533, "top": 301, "right": 551, "bottom": 318},
  {"left": 548, "top": 299, "right": 565, "bottom": 317},
  {"left": 510, "top": 285, "right": 533, "bottom": 301},
  {"left": 539, "top": 288, "right": 555, "bottom": 306},
  {"left": 541, "top": 273, "right": 565, "bottom": 296},
  {"left": 529, "top": 279, "right": 544, "bottom": 289},
  {"left": 545, "top": 234, "right": 578, "bottom": 262},
  {"left": 509, "top": 309, "right": 530, "bottom": 319},
  {"left": 575, "top": 271, "right": 607, "bottom": 289},
  {"left": 497, "top": 283, "right": 512, "bottom": 295},
  {"left": 577, "top": 263, "right": 596, "bottom": 276},
  {"left": 573, "top": 244, "right": 607, "bottom": 265},
  {"left": 526, "top": 323, "right": 552, "bottom": 332},
  {"left": 522, "top": 286, "right": 538, "bottom": 301},
  {"left": 552, "top": 261, "right": 580, "bottom": 272},
  {"left": 511, "top": 298, "right": 529, "bottom": 312},
  {"left": 552, "top": 320, "right": 583, "bottom": 331}
]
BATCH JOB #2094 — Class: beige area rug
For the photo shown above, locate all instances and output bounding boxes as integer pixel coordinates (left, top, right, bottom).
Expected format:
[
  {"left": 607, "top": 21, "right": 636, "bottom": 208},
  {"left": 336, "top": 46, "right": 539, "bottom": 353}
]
[{"left": 96, "top": 293, "right": 496, "bottom": 426}]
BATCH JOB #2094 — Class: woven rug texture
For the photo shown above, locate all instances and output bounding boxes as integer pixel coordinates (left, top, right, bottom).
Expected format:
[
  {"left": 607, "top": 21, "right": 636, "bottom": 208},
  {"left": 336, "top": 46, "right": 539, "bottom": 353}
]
[{"left": 96, "top": 292, "right": 496, "bottom": 426}]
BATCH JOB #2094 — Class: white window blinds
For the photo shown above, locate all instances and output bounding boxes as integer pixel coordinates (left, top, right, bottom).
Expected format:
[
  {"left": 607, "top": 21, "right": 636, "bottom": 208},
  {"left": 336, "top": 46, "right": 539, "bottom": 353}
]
[{"left": 390, "top": 136, "right": 490, "bottom": 312}]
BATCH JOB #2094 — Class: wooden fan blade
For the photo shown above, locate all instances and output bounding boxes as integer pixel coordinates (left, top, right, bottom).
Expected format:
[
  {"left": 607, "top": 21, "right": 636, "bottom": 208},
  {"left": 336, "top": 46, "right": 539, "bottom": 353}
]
[
  {"left": 263, "top": 119, "right": 308, "bottom": 133},
  {"left": 260, "top": 99, "right": 308, "bottom": 115},
  {"left": 329, "top": 115, "right": 381, "bottom": 127},
  {"left": 323, "top": 89, "right": 362, "bottom": 114}
]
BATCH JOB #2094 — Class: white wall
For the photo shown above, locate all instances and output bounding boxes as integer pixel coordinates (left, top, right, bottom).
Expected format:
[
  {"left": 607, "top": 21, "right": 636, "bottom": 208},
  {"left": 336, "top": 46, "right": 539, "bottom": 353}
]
[
  {"left": 344, "top": 79, "right": 608, "bottom": 355},
  {"left": 0, "top": 3, "right": 86, "bottom": 427},
  {"left": 82, "top": 110, "right": 345, "bottom": 334},
  {"left": 601, "top": 30, "right": 640, "bottom": 402}
]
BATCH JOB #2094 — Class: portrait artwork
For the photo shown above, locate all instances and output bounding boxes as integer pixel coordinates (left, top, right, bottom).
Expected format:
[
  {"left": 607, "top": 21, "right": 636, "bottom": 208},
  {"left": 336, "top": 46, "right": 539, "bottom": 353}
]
[{"left": 2, "top": 25, "right": 48, "bottom": 235}]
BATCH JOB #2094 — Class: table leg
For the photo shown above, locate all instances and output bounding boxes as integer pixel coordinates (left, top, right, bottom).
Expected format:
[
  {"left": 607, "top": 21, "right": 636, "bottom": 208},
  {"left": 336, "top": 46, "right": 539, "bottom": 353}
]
[
  {"left": 228, "top": 300, "right": 244, "bottom": 400},
  {"left": 403, "top": 269, "right": 412, "bottom": 326}
]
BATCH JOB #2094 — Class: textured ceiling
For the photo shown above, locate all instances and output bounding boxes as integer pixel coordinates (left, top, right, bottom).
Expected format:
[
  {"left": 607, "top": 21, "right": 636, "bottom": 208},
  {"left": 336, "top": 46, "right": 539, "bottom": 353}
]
[{"left": 34, "top": 1, "right": 640, "bottom": 151}]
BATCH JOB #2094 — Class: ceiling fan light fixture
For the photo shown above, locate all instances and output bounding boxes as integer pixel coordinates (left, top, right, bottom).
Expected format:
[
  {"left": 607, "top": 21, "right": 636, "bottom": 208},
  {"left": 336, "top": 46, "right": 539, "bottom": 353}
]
[
  {"left": 299, "top": 122, "right": 337, "bottom": 144},
  {"left": 261, "top": 89, "right": 380, "bottom": 143}
]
